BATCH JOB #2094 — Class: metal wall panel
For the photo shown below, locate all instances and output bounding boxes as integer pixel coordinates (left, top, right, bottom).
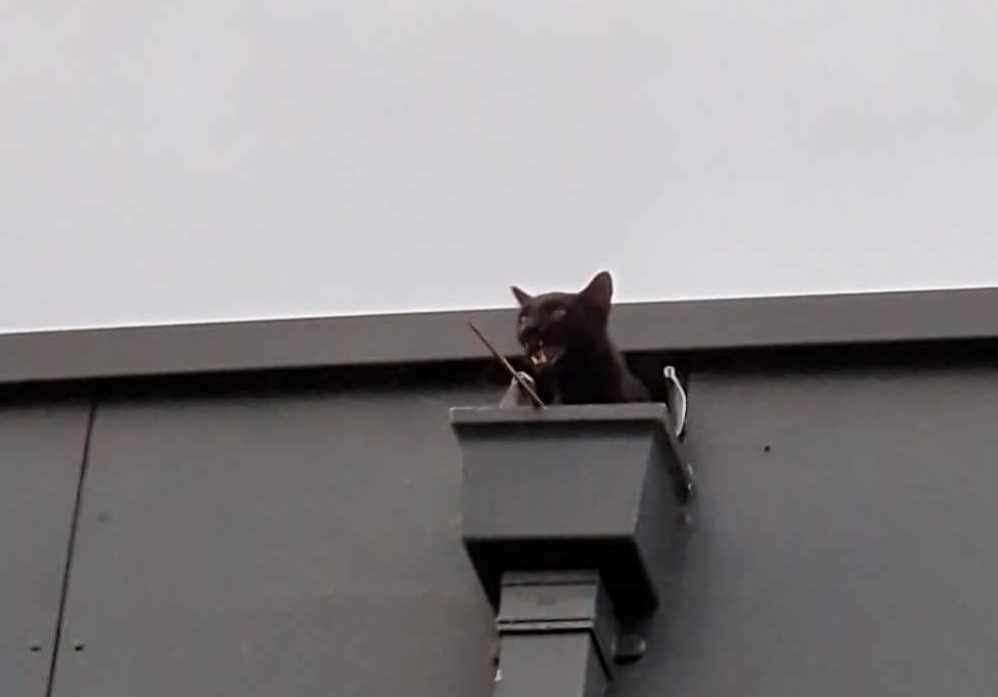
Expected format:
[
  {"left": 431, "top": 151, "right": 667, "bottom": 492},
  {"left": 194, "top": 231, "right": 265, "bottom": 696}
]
[
  {"left": 49, "top": 384, "right": 496, "bottom": 697},
  {"left": 0, "top": 399, "right": 90, "bottom": 697},
  {"left": 614, "top": 366, "right": 998, "bottom": 697},
  {"left": 34, "top": 362, "right": 998, "bottom": 696}
]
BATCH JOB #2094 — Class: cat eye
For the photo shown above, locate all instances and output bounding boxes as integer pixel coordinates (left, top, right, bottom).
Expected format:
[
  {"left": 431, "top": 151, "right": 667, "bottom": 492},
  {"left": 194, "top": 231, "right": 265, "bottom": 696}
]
[{"left": 550, "top": 308, "right": 567, "bottom": 321}]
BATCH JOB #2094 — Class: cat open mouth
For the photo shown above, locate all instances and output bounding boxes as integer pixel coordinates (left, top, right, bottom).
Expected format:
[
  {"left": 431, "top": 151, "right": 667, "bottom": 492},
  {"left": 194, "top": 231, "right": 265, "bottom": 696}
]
[{"left": 526, "top": 343, "right": 564, "bottom": 370}]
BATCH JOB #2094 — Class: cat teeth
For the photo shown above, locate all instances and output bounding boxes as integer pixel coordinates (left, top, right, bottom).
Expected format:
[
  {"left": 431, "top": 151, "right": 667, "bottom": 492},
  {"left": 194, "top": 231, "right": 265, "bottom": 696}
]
[{"left": 530, "top": 349, "right": 548, "bottom": 366}]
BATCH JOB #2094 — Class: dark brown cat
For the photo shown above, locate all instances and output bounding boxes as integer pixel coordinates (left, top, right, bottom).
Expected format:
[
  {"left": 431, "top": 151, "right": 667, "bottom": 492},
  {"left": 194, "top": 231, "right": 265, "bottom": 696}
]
[{"left": 509, "top": 271, "right": 649, "bottom": 404}]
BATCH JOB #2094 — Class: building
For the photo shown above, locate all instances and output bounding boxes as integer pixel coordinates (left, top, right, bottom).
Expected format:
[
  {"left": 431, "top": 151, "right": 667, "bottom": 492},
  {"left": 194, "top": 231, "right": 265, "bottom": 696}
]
[
  {"left": 4, "top": 288, "right": 998, "bottom": 695},
  {"left": 4, "top": 3, "right": 998, "bottom": 695}
]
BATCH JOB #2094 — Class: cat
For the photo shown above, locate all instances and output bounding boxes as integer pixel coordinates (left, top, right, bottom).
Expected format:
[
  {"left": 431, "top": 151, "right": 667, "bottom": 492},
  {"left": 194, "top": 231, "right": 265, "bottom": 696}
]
[
  {"left": 505, "top": 271, "right": 650, "bottom": 405},
  {"left": 500, "top": 270, "right": 696, "bottom": 502}
]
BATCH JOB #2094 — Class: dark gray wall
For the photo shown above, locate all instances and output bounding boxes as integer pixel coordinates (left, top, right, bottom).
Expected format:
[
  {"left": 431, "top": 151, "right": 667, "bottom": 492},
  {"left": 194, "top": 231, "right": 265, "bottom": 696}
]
[
  {"left": 5, "top": 359, "right": 998, "bottom": 696},
  {"left": 0, "top": 397, "right": 90, "bottom": 697},
  {"left": 617, "top": 365, "right": 998, "bottom": 697},
  {"left": 49, "top": 382, "right": 496, "bottom": 697}
]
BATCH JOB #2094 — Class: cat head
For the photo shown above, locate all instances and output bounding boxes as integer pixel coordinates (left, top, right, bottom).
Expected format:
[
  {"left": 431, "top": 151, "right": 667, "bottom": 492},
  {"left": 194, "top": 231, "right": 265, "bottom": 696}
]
[{"left": 510, "top": 271, "right": 614, "bottom": 372}]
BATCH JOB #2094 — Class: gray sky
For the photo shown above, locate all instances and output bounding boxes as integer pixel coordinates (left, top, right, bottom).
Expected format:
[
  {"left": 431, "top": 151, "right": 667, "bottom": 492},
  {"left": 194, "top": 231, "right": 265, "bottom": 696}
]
[{"left": 3, "top": 1, "right": 998, "bottom": 333}]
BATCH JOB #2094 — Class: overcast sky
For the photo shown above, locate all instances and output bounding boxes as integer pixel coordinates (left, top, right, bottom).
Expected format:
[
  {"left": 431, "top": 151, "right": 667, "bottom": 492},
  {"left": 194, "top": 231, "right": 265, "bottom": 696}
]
[{"left": 3, "top": 1, "right": 998, "bottom": 333}]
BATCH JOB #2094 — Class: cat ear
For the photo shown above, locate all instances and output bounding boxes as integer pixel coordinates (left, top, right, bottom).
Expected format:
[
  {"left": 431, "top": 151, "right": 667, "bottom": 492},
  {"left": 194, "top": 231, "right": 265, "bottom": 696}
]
[
  {"left": 579, "top": 271, "right": 613, "bottom": 311},
  {"left": 511, "top": 286, "right": 533, "bottom": 307}
]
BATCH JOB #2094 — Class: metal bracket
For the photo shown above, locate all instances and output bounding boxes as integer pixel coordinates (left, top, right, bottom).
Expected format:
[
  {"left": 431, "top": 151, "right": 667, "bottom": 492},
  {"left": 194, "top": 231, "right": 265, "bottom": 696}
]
[{"left": 663, "top": 365, "right": 687, "bottom": 439}]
